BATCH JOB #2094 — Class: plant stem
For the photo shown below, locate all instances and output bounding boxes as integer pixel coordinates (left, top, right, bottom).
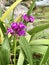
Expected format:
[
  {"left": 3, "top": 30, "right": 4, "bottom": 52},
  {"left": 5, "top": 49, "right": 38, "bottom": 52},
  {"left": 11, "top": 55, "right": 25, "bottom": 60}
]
[
  {"left": 14, "top": 36, "right": 17, "bottom": 65},
  {"left": 27, "top": 0, "right": 36, "bottom": 16}
]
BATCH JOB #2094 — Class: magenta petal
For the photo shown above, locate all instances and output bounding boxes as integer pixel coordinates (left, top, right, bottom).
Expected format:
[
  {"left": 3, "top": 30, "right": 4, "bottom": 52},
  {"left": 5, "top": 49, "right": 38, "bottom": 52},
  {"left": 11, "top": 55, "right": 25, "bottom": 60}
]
[
  {"left": 19, "top": 22, "right": 26, "bottom": 29},
  {"left": 29, "top": 16, "right": 35, "bottom": 22},
  {"left": 22, "top": 14, "right": 29, "bottom": 22},
  {"left": 7, "top": 28, "right": 14, "bottom": 34},
  {"left": 18, "top": 30, "right": 26, "bottom": 36},
  {"left": 11, "top": 22, "right": 18, "bottom": 30},
  {"left": 23, "top": 14, "right": 35, "bottom": 23}
]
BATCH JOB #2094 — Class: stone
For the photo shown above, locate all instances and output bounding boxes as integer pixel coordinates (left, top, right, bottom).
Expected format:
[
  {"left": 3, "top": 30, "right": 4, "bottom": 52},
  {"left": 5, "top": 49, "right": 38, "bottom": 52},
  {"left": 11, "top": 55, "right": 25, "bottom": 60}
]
[{"left": 14, "top": 4, "right": 28, "bottom": 19}]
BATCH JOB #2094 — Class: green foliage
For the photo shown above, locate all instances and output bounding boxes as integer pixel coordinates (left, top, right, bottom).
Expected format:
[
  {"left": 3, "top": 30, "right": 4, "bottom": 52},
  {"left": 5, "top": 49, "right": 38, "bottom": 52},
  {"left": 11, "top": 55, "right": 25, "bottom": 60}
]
[
  {"left": 28, "top": 23, "right": 49, "bottom": 41},
  {"left": 0, "top": 37, "right": 10, "bottom": 65},
  {"left": 0, "top": 8, "right": 2, "bottom": 17},
  {"left": 39, "top": 46, "right": 49, "bottom": 65},
  {"left": 17, "top": 50, "right": 24, "bottom": 65},
  {"left": 19, "top": 36, "right": 33, "bottom": 65},
  {"left": 0, "top": 0, "right": 49, "bottom": 65},
  {"left": 0, "top": 21, "right": 6, "bottom": 37},
  {"left": 27, "top": 0, "right": 35, "bottom": 15}
]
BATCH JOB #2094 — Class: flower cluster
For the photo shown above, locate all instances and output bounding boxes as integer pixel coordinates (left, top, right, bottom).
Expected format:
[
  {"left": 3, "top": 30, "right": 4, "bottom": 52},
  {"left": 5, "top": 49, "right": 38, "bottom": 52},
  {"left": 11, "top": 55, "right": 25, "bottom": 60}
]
[
  {"left": 22, "top": 14, "right": 35, "bottom": 23},
  {"left": 7, "top": 14, "right": 35, "bottom": 36},
  {"left": 7, "top": 22, "right": 26, "bottom": 36}
]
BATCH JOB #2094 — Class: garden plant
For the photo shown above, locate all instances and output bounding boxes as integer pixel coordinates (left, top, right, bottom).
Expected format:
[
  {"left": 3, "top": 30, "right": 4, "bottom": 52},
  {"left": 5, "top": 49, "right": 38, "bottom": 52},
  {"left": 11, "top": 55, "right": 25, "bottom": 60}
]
[{"left": 0, "top": 0, "right": 49, "bottom": 65}]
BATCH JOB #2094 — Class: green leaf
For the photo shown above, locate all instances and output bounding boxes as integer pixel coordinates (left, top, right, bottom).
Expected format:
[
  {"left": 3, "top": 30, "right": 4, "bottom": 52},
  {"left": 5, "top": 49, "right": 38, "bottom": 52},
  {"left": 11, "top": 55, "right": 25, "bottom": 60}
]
[
  {"left": 0, "top": 21, "right": 6, "bottom": 37},
  {"left": 30, "top": 39, "right": 49, "bottom": 46},
  {"left": 29, "top": 39, "right": 49, "bottom": 54},
  {"left": 19, "top": 36, "right": 33, "bottom": 65},
  {"left": 34, "top": 19, "right": 49, "bottom": 26},
  {"left": 27, "top": 0, "right": 35, "bottom": 15},
  {"left": 25, "top": 33, "right": 31, "bottom": 42},
  {"left": 0, "top": 37, "right": 10, "bottom": 65},
  {"left": 39, "top": 46, "right": 49, "bottom": 65},
  {"left": 28, "top": 23, "right": 49, "bottom": 35},
  {"left": 30, "top": 46, "right": 48, "bottom": 54},
  {"left": 0, "top": 0, "right": 22, "bottom": 22},
  {"left": 28, "top": 23, "right": 49, "bottom": 41},
  {"left": 17, "top": 50, "right": 24, "bottom": 65},
  {"left": 0, "top": 8, "right": 2, "bottom": 17},
  {"left": 34, "top": 19, "right": 49, "bottom": 23}
]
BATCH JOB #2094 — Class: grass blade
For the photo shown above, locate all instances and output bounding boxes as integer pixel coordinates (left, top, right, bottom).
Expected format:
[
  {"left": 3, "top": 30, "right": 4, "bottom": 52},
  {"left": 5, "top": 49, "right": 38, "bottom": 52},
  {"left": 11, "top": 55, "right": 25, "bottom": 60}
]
[{"left": 19, "top": 36, "right": 33, "bottom": 65}]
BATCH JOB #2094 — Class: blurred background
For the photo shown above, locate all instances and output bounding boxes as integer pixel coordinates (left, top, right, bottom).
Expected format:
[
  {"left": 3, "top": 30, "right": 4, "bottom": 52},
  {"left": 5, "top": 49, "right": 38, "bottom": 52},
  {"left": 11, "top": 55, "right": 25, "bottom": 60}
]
[{"left": 0, "top": 0, "right": 49, "bottom": 39}]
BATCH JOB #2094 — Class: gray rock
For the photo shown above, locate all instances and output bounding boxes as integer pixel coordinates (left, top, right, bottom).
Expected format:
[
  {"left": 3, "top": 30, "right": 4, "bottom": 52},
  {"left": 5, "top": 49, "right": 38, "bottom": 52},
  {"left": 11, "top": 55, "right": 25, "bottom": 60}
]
[
  {"left": 14, "top": 4, "right": 28, "bottom": 19},
  {"left": 36, "top": 0, "right": 49, "bottom": 6}
]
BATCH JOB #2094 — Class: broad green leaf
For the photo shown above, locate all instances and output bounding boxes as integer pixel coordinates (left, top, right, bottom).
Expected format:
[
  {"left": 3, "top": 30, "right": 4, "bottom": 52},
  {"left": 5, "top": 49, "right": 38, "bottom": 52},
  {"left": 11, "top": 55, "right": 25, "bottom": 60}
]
[
  {"left": 29, "top": 39, "right": 49, "bottom": 54},
  {"left": 0, "top": 37, "right": 10, "bottom": 65},
  {"left": 19, "top": 36, "right": 33, "bottom": 65},
  {"left": 34, "top": 19, "right": 49, "bottom": 26},
  {"left": 31, "top": 46, "right": 48, "bottom": 54},
  {"left": 34, "top": 19, "right": 49, "bottom": 23},
  {"left": 0, "top": 0, "right": 22, "bottom": 22},
  {"left": 17, "top": 50, "right": 24, "bottom": 65},
  {"left": 30, "top": 39, "right": 49, "bottom": 46},
  {"left": 28, "top": 23, "right": 49, "bottom": 41},
  {"left": 28, "top": 23, "right": 49, "bottom": 35},
  {"left": 39, "top": 46, "right": 49, "bottom": 65},
  {"left": 27, "top": 0, "right": 35, "bottom": 15}
]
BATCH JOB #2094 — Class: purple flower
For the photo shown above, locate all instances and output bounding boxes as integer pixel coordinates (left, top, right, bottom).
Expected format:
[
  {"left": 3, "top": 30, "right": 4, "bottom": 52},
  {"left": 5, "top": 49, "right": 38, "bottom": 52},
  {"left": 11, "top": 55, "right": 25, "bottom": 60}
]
[
  {"left": 7, "top": 22, "right": 26, "bottom": 36},
  {"left": 19, "top": 22, "right": 26, "bottom": 29},
  {"left": 29, "top": 16, "right": 35, "bottom": 22},
  {"left": 22, "top": 14, "right": 35, "bottom": 23},
  {"left": 7, "top": 28, "right": 14, "bottom": 34},
  {"left": 23, "top": 14, "right": 29, "bottom": 22},
  {"left": 11, "top": 22, "right": 18, "bottom": 30},
  {"left": 18, "top": 30, "right": 26, "bottom": 36}
]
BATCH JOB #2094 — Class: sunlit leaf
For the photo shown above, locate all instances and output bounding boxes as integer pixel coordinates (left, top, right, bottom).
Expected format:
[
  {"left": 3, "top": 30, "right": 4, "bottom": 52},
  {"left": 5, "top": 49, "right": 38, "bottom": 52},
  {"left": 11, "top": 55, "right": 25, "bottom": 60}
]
[
  {"left": 0, "top": 0, "right": 22, "bottom": 22},
  {"left": 17, "top": 50, "right": 24, "bottom": 65},
  {"left": 31, "top": 46, "right": 48, "bottom": 54},
  {"left": 14, "top": 15, "right": 22, "bottom": 22},
  {"left": 30, "top": 39, "right": 49, "bottom": 46},
  {"left": 0, "top": 29, "right": 4, "bottom": 43},
  {"left": 29, "top": 39, "right": 49, "bottom": 54}
]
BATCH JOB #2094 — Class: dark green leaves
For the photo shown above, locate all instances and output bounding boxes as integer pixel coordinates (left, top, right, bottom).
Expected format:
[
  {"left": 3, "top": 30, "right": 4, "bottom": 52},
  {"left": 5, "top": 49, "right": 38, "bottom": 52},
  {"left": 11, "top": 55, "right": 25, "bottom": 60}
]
[
  {"left": 0, "top": 21, "right": 6, "bottom": 37},
  {"left": 19, "top": 36, "right": 33, "bottom": 65},
  {"left": 0, "top": 37, "right": 10, "bottom": 65}
]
